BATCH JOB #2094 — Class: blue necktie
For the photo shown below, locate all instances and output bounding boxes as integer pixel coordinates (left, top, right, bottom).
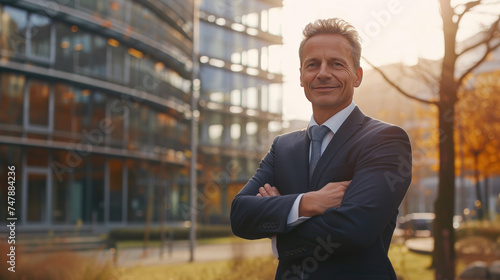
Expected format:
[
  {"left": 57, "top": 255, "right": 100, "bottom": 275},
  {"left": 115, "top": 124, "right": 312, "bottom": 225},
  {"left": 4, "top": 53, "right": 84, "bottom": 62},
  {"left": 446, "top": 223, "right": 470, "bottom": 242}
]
[{"left": 309, "top": 125, "right": 330, "bottom": 179}]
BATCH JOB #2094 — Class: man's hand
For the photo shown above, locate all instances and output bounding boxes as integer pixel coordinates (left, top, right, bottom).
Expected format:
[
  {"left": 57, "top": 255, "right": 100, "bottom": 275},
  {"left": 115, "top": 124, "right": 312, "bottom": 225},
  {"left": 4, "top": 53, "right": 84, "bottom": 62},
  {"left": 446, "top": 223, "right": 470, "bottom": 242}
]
[
  {"left": 299, "top": 181, "right": 350, "bottom": 217},
  {"left": 256, "top": 183, "right": 281, "bottom": 197}
]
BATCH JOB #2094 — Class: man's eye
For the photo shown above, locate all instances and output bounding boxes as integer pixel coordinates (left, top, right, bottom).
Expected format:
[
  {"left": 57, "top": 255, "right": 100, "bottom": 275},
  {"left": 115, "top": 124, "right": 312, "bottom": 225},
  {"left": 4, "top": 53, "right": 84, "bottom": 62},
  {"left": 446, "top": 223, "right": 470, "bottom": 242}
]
[{"left": 333, "top": 62, "right": 343, "bottom": 67}]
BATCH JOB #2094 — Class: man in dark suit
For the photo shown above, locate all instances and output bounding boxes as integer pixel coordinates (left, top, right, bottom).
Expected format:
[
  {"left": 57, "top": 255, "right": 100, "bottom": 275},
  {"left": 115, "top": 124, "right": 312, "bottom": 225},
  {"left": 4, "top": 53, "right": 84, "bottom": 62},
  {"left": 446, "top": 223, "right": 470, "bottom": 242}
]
[{"left": 230, "top": 18, "right": 412, "bottom": 280}]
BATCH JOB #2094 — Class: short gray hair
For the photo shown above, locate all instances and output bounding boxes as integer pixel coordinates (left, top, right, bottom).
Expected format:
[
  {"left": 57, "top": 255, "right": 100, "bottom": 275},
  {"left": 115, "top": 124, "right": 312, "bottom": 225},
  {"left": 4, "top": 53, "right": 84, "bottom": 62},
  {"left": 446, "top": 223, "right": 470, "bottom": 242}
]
[{"left": 299, "top": 18, "right": 362, "bottom": 69}]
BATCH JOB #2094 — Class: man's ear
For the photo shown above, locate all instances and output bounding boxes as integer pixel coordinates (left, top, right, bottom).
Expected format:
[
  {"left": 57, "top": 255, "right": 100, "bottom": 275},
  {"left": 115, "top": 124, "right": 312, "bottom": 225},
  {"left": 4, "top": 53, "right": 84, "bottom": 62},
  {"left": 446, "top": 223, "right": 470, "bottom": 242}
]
[
  {"left": 354, "top": 67, "right": 363, "bottom": 87},
  {"left": 299, "top": 67, "right": 304, "bottom": 87}
]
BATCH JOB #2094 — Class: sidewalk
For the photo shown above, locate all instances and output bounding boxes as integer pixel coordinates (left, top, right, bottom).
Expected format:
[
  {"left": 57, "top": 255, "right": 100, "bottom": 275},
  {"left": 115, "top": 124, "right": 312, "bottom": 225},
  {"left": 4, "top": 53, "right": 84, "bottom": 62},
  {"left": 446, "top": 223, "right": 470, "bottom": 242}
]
[
  {"left": 79, "top": 239, "right": 274, "bottom": 267},
  {"left": 404, "top": 237, "right": 433, "bottom": 255}
]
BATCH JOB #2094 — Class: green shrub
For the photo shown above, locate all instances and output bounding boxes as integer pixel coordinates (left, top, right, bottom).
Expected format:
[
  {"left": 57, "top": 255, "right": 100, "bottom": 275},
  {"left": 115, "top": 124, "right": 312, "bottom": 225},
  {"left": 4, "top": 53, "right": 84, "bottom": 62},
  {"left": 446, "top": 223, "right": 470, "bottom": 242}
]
[{"left": 456, "top": 221, "right": 500, "bottom": 242}]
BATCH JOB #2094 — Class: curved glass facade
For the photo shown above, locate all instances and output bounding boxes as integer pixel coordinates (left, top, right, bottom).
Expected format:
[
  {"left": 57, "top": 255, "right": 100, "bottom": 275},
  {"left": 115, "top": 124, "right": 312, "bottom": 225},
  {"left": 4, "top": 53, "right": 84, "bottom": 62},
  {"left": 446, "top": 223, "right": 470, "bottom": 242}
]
[
  {"left": 0, "top": 1, "right": 194, "bottom": 229},
  {"left": 0, "top": 0, "right": 283, "bottom": 229}
]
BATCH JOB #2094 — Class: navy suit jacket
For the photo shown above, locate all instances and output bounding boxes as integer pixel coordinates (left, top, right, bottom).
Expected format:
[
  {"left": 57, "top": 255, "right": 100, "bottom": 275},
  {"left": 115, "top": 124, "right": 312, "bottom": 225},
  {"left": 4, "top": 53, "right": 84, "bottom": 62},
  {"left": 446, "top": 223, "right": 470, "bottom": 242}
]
[{"left": 230, "top": 107, "right": 412, "bottom": 280}]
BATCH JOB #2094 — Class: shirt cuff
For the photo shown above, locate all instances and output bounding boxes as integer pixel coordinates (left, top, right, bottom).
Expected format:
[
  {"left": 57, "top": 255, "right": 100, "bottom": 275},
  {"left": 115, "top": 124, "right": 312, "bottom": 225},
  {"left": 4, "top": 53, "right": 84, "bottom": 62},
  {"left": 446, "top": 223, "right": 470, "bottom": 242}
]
[{"left": 286, "top": 193, "right": 310, "bottom": 227}]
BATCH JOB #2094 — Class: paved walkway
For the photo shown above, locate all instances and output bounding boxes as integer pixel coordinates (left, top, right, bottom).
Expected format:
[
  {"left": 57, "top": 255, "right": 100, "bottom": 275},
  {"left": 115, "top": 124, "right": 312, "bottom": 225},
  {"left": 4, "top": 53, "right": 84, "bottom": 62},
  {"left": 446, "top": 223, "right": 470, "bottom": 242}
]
[{"left": 79, "top": 239, "right": 274, "bottom": 267}]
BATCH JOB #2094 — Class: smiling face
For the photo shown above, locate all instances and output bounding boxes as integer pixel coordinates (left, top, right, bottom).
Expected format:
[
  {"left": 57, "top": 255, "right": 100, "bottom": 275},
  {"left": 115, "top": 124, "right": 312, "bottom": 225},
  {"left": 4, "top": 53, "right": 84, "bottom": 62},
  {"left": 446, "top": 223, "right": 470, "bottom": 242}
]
[{"left": 300, "top": 34, "right": 363, "bottom": 124}]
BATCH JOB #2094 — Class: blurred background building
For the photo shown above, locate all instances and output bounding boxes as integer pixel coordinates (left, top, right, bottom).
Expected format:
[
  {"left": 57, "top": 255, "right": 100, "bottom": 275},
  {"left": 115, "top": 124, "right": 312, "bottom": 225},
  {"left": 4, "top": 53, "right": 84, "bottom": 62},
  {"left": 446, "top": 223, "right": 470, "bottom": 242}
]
[{"left": 0, "top": 0, "right": 283, "bottom": 232}]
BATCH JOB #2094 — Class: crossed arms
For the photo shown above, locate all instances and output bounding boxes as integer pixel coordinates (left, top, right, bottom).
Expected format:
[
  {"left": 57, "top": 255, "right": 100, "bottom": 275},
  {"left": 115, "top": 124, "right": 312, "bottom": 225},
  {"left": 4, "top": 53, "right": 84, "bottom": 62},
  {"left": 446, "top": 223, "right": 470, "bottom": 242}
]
[{"left": 230, "top": 125, "right": 412, "bottom": 261}]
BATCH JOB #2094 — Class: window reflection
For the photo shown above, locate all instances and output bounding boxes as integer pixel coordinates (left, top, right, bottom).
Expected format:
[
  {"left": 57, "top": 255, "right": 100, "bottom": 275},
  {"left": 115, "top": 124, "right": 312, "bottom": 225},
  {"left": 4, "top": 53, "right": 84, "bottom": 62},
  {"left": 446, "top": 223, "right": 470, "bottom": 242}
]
[
  {"left": 28, "top": 80, "right": 50, "bottom": 127},
  {"left": 109, "top": 158, "right": 123, "bottom": 222},
  {"left": 127, "top": 159, "right": 148, "bottom": 222},
  {"left": 90, "top": 155, "right": 105, "bottom": 223},
  {"left": 0, "top": 73, "right": 25, "bottom": 127},
  {"left": 54, "top": 83, "right": 77, "bottom": 135},
  {"left": 52, "top": 150, "right": 69, "bottom": 223},
  {"left": 0, "top": 5, "right": 28, "bottom": 56},
  {"left": 28, "top": 13, "right": 52, "bottom": 60},
  {"left": 27, "top": 173, "right": 47, "bottom": 222}
]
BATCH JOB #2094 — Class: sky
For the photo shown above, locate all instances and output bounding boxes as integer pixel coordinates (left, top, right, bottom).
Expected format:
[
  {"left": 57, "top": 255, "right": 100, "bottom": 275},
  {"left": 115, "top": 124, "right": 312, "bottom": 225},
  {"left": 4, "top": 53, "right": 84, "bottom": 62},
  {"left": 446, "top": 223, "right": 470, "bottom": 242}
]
[{"left": 279, "top": 0, "right": 500, "bottom": 121}]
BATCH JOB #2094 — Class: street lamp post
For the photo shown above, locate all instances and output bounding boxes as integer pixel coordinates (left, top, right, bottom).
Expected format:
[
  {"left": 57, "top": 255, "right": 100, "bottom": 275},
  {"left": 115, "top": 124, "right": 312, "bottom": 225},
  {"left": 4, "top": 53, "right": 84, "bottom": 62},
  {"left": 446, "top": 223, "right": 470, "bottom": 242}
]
[{"left": 189, "top": 0, "right": 200, "bottom": 263}]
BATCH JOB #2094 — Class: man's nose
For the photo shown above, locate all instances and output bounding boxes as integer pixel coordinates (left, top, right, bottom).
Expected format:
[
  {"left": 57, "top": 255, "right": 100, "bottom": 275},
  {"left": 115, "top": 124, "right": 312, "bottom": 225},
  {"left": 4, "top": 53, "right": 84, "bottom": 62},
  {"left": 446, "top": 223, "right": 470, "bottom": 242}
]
[{"left": 316, "top": 63, "right": 331, "bottom": 79}]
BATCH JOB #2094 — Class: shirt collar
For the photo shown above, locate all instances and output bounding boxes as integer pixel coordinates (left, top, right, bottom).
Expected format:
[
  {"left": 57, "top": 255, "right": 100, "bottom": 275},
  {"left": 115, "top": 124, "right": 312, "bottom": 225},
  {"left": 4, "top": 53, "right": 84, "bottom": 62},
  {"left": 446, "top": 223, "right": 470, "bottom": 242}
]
[{"left": 307, "top": 101, "right": 356, "bottom": 140}]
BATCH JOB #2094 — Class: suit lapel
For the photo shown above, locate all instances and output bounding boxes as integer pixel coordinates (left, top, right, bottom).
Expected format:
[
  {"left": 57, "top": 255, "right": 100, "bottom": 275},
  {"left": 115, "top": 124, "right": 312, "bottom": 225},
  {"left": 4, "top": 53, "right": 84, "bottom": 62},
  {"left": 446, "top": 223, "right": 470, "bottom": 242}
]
[
  {"left": 292, "top": 130, "right": 310, "bottom": 193},
  {"left": 309, "top": 107, "right": 366, "bottom": 190}
]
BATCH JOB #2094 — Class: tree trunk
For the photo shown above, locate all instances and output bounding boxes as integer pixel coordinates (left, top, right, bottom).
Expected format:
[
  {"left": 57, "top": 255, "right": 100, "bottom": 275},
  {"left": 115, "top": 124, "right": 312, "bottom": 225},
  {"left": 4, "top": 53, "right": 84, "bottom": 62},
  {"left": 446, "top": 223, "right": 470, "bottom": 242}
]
[
  {"left": 433, "top": 2, "right": 459, "bottom": 279},
  {"left": 474, "top": 152, "right": 484, "bottom": 219},
  {"left": 433, "top": 101, "right": 457, "bottom": 280}
]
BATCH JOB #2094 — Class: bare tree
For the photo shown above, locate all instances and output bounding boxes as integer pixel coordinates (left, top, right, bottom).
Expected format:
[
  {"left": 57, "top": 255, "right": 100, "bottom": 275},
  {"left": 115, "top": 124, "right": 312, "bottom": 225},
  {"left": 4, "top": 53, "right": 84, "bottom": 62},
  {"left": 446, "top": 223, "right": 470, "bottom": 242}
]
[{"left": 363, "top": 1, "right": 500, "bottom": 279}]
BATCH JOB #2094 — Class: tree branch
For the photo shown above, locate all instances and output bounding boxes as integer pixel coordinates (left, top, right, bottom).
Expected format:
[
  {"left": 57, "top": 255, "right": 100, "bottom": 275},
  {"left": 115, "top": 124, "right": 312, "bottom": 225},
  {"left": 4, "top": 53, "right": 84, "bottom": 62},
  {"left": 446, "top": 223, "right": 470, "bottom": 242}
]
[
  {"left": 457, "top": 16, "right": 500, "bottom": 57},
  {"left": 362, "top": 57, "right": 437, "bottom": 105},
  {"left": 457, "top": 17, "right": 500, "bottom": 84},
  {"left": 456, "top": 0, "right": 482, "bottom": 25}
]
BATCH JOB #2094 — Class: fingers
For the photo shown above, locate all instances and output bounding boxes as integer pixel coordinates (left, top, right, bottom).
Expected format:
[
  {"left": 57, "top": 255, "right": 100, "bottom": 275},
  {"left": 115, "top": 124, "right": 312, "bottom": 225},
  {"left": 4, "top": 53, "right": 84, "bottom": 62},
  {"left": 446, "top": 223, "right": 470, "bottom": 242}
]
[{"left": 257, "top": 183, "right": 280, "bottom": 197}]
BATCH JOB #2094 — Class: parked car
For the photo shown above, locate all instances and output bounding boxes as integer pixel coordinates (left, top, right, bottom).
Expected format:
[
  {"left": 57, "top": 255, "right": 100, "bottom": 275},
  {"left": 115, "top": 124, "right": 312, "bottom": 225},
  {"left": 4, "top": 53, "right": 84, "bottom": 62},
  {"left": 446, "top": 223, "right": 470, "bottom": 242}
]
[{"left": 397, "top": 212, "right": 463, "bottom": 238}]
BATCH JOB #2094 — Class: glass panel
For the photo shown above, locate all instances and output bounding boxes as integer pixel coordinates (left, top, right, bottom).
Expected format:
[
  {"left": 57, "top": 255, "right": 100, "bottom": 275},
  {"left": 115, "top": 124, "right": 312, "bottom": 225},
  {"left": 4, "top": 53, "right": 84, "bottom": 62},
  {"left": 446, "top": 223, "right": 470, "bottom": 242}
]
[
  {"left": 52, "top": 150, "right": 69, "bottom": 223},
  {"left": 109, "top": 159, "right": 123, "bottom": 222},
  {"left": 72, "top": 157, "right": 87, "bottom": 223},
  {"left": 110, "top": 44, "right": 126, "bottom": 82},
  {"left": 75, "top": 31, "right": 107, "bottom": 78},
  {"left": 246, "top": 121, "right": 258, "bottom": 147},
  {"left": 108, "top": 99, "right": 125, "bottom": 148},
  {"left": 261, "top": 85, "right": 268, "bottom": 112},
  {"left": 246, "top": 87, "right": 258, "bottom": 109},
  {"left": 230, "top": 123, "right": 241, "bottom": 147},
  {"left": 26, "top": 147, "right": 48, "bottom": 167},
  {"left": 89, "top": 155, "right": 105, "bottom": 223},
  {"left": 127, "top": 160, "right": 148, "bottom": 222},
  {"left": 268, "top": 83, "right": 282, "bottom": 114},
  {"left": 268, "top": 7, "right": 282, "bottom": 36},
  {"left": 54, "top": 83, "right": 76, "bottom": 133},
  {"left": 0, "top": 73, "right": 25, "bottom": 126},
  {"left": 27, "top": 173, "right": 47, "bottom": 222},
  {"left": 209, "top": 124, "right": 223, "bottom": 145},
  {"left": 0, "top": 5, "right": 28, "bottom": 56},
  {"left": 230, "top": 89, "right": 241, "bottom": 106},
  {"left": 268, "top": 45, "right": 282, "bottom": 74},
  {"left": 90, "top": 91, "right": 107, "bottom": 133},
  {"left": 28, "top": 80, "right": 50, "bottom": 126},
  {"left": 55, "top": 22, "right": 75, "bottom": 72},
  {"left": 28, "top": 13, "right": 51, "bottom": 60}
]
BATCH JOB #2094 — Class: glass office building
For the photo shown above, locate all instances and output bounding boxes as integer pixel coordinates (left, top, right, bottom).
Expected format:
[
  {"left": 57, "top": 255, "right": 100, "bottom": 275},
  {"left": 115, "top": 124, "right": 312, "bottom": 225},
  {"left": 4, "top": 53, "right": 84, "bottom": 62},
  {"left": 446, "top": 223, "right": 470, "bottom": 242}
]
[
  {"left": 0, "top": 0, "right": 283, "bottom": 230},
  {"left": 197, "top": 0, "right": 283, "bottom": 223}
]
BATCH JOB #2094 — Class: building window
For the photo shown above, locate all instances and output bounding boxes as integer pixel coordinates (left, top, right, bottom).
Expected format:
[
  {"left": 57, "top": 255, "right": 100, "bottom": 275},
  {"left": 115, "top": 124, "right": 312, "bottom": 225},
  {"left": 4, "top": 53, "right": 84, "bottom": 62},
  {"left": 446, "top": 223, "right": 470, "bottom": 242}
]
[
  {"left": 0, "top": 73, "right": 25, "bottom": 128},
  {"left": 52, "top": 150, "right": 69, "bottom": 223},
  {"left": 109, "top": 158, "right": 124, "bottom": 222},
  {"left": 230, "top": 122, "right": 241, "bottom": 146},
  {"left": 127, "top": 160, "right": 148, "bottom": 222},
  {"left": 108, "top": 99, "right": 125, "bottom": 148},
  {"left": 27, "top": 172, "right": 47, "bottom": 222},
  {"left": 0, "top": 5, "right": 28, "bottom": 57},
  {"left": 246, "top": 86, "right": 258, "bottom": 109},
  {"left": 54, "top": 83, "right": 78, "bottom": 135},
  {"left": 26, "top": 80, "right": 51, "bottom": 127},
  {"left": 75, "top": 32, "right": 107, "bottom": 78},
  {"left": 246, "top": 121, "right": 258, "bottom": 148},
  {"left": 27, "top": 13, "right": 53, "bottom": 61},
  {"left": 25, "top": 147, "right": 50, "bottom": 223},
  {"left": 89, "top": 155, "right": 105, "bottom": 223}
]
